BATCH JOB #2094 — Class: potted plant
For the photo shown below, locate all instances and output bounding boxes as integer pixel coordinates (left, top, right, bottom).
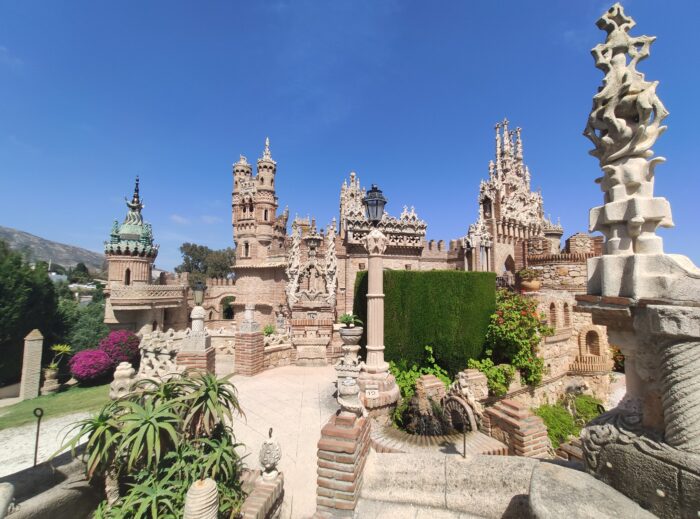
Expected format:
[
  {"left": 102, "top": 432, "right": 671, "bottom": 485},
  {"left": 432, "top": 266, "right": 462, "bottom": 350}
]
[
  {"left": 338, "top": 314, "right": 364, "bottom": 365},
  {"left": 517, "top": 268, "right": 541, "bottom": 292},
  {"left": 45, "top": 343, "right": 73, "bottom": 380}
]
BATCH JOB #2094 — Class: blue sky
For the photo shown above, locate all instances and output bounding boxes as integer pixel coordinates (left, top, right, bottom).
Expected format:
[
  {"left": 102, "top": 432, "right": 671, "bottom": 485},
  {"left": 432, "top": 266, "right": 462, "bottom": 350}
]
[{"left": 0, "top": 0, "right": 698, "bottom": 270}]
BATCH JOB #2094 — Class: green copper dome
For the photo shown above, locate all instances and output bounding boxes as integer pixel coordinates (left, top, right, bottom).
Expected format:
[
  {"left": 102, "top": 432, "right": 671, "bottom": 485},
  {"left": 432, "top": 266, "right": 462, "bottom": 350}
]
[{"left": 105, "top": 177, "right": 159, "bottom": 258}]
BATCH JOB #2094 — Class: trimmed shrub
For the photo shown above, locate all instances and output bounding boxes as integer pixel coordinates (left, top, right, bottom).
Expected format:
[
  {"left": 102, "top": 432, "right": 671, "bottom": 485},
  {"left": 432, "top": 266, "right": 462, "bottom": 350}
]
[
  {"left": 354, "top": 270, "right": 495, "bottom": 375},
  {"left": 98, "top": 330, "right": 140, "bottom": 366},
  {"left": 69, "top": 349, "right": 113, "bottom": 384}
]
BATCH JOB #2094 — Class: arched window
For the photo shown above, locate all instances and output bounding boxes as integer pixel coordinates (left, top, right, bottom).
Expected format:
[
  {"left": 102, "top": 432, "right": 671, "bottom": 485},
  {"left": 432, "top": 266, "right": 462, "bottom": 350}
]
[
  {"left": 244, "top": 242, "right": 250, "bottom": 257},
  {"left": 124, "top": 268, "right": 131, "bottom": 286},
  {"left": 264, "top": 209, "right": 269, "bottom": 221},
  {"left": 586, "top": 330, "right": 601, "bottom": 356},
  {"left": 563, "top": 303, "right": 571, "bottom": 327},
  {"left": 549, "top": 302, "right": 557, "bottom": 329},
  {"left": 222, "top": 296, "right": 235, "bottom": 320},
  {"left": 260, "top": 177, "right": 264, "bottom": 185},
  {"left": 483, "top": 197, "right": 492, "bottom": 218}
]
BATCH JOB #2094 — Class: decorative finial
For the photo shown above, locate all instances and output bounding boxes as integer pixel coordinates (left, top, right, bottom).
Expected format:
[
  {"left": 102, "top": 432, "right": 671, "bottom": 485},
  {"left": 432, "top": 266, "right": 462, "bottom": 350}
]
[
  {"left": 263, "top": 137, "right": 272, "bottom": 160},
  {"left": 515, "top": 127, "right": 523, "bottom": 162}
]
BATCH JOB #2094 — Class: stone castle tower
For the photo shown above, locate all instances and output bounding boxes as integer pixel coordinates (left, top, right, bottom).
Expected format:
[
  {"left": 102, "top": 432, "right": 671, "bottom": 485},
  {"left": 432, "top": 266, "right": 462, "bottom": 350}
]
[
  {"left": 232, "top": 138, "right": 288, "bottom": 265},
  {"left": 105, "top": 176, "right": 158, "bottom": 286},
  {"left": 465, "top": 119, "right": 545, "bottom": 273}
]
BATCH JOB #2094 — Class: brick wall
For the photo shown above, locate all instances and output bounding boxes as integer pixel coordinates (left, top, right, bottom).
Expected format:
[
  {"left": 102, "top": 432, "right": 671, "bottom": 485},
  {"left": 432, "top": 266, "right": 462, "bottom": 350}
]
[
  {"left": 177, "top": 348, "right": 215, "bottom": 373},
  {"left": 236, "top": 331, "right": 265, "bottom": 376},
  {"left": 482, "top": 399, "right": 550, "bottom": 457},
  {"left": 316, "top": 412, "right": 371, "bottom": 515}
]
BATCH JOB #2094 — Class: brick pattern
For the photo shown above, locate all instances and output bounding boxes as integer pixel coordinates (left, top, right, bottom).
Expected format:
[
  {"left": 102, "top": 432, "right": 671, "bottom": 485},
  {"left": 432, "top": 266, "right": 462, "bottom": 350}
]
[
  {"left": 236, "top": 331, "right": 265, "bottom": 376},
  {"left": 176, "top": 348, "right": 215, "bottom": 373},
  {"left": 415, "top": 374, "right": 447, "bottom": 414},
  {"left": 316, "top": 411, "right": 371, "bottom": 515},
  {"left": 239, "top": 469, "right": 285, "bottom": 519},
  {"left": 482, "top": 399, "right": 550, "bottom": 458}
]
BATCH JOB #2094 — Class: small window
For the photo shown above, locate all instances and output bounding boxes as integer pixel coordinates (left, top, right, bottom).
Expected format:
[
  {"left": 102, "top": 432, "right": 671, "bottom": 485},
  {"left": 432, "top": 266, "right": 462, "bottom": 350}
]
[
  {"left": 244, "top": 242, "right": 250, "bottom": 257},
  {"left": 563, "top": 303, "right": 571, "bottom": 327},
  {"left": 124, "top": 268, "right": 131, "bottom": 286},
  {"left": 586, "top": 331, "right": 601, "bottom": 356},
  {"left": 264, "top": 209, "right": 269, "bottom": 221},
  {"left": 549, "top": 303, "right": 557, "bottom": 329},
  {"left": 359, "top": 263, "right": 366, "bottom": 271}
]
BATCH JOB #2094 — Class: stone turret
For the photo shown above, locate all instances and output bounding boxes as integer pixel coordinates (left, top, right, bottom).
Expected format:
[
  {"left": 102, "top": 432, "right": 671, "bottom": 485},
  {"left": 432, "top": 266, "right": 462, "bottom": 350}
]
[
  {"left": 232, "top": 138, "right": 287, "bottom": 264},
  {"left": 104, "top": 176, "right": 158, "bottom": 287}
]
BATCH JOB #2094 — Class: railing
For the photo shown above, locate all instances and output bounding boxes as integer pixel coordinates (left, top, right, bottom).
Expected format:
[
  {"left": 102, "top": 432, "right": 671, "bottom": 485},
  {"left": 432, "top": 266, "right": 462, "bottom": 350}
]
[{"left": 110, "top": 285, "right": 186, "bottom": 301}]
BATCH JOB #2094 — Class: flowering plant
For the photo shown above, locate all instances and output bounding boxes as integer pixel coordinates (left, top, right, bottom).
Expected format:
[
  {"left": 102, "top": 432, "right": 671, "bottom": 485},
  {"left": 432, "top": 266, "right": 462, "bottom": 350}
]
[
  {"left": 484, "top": 290, "right": 553, "bottom": 386},
  {"left": 69, "top": 349, "right": 114, "bottom": 383},
  {"left": 99, "top": 330, "right": 140, "bottom": 366}
]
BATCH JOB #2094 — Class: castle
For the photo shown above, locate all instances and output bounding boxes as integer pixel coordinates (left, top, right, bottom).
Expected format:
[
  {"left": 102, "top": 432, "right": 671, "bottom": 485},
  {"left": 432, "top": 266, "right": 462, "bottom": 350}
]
[{"left": 103, "top": 120, "right": 613, "bottom": 404}]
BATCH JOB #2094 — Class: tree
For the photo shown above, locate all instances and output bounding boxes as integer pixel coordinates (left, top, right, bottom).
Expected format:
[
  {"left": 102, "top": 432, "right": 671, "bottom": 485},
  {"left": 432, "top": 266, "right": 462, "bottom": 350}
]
[
  {"left": 0, "top": 240, "right": 64, "bottom": 384},
  {"left": 68, "top": 262, "right": 92, "bottom": 284},
  {"left": 174, "top": 243, "right": 235, "bottom": 286}
]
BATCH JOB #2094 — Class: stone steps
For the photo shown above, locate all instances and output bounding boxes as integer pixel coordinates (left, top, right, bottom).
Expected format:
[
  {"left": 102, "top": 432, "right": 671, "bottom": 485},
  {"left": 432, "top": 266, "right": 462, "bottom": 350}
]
[{"left": 370, "top": 421, "right": 508, "bottom": 456}]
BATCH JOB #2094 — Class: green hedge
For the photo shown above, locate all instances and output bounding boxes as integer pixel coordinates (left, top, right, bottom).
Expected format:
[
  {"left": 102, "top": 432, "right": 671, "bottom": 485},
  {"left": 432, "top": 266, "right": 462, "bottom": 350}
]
[{"left": 353, "top": 270, "right": 495, "bottom": 375}]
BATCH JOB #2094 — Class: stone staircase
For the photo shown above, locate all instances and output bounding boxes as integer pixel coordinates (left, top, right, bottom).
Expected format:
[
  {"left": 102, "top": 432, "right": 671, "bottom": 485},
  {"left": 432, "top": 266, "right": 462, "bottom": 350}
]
[{"left": 370, "top": 421, "right": 508, "bottom": 455}]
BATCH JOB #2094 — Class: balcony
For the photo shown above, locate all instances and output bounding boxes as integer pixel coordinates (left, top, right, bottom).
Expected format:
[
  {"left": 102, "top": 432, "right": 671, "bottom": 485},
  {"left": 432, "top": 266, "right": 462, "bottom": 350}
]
[{"left": 109, "top": 284, "right": 186, "bottom": 310}]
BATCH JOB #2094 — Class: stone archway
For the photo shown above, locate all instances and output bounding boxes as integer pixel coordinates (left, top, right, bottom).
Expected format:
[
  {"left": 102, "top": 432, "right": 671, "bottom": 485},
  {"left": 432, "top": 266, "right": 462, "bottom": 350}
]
[{"left": 442, "top": 396, "right": 478, "bottom": 433}]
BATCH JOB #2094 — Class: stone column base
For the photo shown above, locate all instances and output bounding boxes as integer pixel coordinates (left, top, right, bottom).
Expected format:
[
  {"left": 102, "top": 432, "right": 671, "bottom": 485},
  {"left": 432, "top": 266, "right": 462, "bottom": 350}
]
[
  {"left": 357, "top": 373, "right": 399, "bottom": 422},
  {"left": 316, "top": 411, "right": 371, "bottom": 517},
  {"left": 177, "top": 348, "right": 216, "bottom": 374}
]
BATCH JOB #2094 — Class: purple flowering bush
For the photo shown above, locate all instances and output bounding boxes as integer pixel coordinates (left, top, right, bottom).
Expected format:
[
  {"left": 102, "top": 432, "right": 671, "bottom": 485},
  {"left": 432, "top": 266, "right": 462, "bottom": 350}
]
[
  {"left": 69, "top": 349, "right": 113, "bottom": 383},
  {"left": 99, "top": 330, "right": 140, "bottom": 366}
]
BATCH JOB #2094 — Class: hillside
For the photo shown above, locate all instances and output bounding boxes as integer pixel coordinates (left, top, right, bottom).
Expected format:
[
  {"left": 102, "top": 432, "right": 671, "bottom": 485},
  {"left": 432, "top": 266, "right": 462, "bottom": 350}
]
[{"left": 0, "top": 225, "right": 105, "bottom": 272}]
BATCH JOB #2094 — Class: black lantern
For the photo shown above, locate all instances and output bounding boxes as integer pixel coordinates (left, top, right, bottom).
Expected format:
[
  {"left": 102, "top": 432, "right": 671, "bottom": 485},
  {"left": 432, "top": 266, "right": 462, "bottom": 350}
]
[
  {"left": 363, "top": 184, "right": 387, "bottom": 227},
  {"left": 193, "top": 280, "right": 207, "bottom": 306}
]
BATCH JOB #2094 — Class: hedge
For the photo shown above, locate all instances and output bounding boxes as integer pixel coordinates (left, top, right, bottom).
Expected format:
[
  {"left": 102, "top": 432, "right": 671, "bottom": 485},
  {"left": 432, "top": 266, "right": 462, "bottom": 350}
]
[{"left": 353, "top": 270, "right": 495, "bottom": 375}]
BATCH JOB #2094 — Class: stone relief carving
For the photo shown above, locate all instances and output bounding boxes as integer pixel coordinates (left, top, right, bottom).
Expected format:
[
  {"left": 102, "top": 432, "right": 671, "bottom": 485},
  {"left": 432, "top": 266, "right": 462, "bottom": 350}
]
[
  {"left": 325, "top": 220, "right": 338, "bottom": 307},
  {"left": 138, "top": 329, "right": 184, "bottom": 379},
  {"left": 285, "top": 221, "right": 302, "bottom": 306},
  {"left": 340, "top": 171, "right": 427, "bottom": 248},
  {"left": 363, "top": 228, "right": 389, "bottom": 256}
]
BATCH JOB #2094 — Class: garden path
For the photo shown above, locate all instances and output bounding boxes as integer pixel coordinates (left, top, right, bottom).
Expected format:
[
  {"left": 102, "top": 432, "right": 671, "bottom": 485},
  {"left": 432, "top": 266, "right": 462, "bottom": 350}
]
[
  {"left": 0, "top": 410, "right": 90, "bottom": 477},
  {"left": 231, "top": 365, "right": 337, "bottom": 519}
]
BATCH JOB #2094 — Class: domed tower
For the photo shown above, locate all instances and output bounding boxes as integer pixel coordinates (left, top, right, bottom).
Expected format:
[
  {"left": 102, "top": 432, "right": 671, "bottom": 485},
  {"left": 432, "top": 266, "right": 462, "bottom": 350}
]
[
  {"left": 104, "top": 176, "right": 158, "bottom": 287},
  {"left": 232, "top": 138, "right": 283, "bottom": 264}
]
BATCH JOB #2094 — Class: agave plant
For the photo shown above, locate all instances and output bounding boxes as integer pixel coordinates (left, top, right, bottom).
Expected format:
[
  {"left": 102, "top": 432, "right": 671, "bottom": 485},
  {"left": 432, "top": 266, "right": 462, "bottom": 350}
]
[
  {"left": 121, "top": 474, "right": 183, "bottom": 519},
  {"left": 178, "top": 372, "right": 245, "bottom": 439},
  {"left": 58, "top": 401, "right": 122, "bottom": 478},
  {"left": 117, "top": 399, "right": 181, "bottom": 473}
]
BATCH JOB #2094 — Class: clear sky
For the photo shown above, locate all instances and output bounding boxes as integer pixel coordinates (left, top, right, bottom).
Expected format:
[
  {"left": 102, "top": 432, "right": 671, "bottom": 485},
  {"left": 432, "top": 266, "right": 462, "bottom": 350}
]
[{"left": 0, "top": 0, "right": 698, "bottom": 270}]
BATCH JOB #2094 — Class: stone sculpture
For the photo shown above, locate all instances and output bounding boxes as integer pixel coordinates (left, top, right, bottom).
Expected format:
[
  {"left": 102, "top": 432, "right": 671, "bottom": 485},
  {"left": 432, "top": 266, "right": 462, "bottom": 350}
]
[
  {"left": 285, "top": 221, "right": 302, "bottom": 306},
  {"left": 109, "top": 362, "right": 135, "bottom": 400},
  {"left": 138, "top": 329, "right": 182, "bottom": 379},
  {"left": 578, "top": 5, "right": 700, "bottom": 517},
  {"left": 183, "top": 478, "right": 219, "bottom": 519},
  {"left": 259, "top": 428, "right": 282, "bottom": 481}
]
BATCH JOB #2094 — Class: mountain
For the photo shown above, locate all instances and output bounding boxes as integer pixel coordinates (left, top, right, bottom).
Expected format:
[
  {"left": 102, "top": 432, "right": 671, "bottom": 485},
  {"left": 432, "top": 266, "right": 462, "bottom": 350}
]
[{"left": 0, "top": 225, "right": 105, "bottom": 272}]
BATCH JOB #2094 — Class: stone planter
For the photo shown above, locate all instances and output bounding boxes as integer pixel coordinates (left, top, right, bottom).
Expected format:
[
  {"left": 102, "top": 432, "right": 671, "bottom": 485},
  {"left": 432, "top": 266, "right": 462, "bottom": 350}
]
[
  {"left": 520, "top": 279, "right": 541, "bottom": 292},
  {"left": 41, "top": 368, "right": 60, "bottom": 395},
  {"left": 339, "top": 326, "right": 363, "bottom": 364}
]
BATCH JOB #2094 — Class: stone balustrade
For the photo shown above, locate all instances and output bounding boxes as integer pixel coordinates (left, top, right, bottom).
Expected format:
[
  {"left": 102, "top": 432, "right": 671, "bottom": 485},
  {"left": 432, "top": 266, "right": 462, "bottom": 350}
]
[{"left": 109, "top": 285, "right": 186, "bottom": 308}]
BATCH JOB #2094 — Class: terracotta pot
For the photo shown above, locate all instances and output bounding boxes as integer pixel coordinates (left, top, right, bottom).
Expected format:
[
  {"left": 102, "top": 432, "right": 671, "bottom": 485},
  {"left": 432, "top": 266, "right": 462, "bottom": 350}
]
[
  {"left": 339, "top": 326, "right": 363, "bottom": 346},
  {"left": 520, "top": 279, "right": 541, "bottom": 292}
]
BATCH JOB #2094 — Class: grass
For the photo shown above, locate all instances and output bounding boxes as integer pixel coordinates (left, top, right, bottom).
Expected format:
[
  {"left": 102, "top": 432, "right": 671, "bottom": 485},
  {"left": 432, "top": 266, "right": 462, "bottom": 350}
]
[
  {"left": 533, "top": 395, "right": 603, "bottom": 449},
  {"left": 0, "top": 384, "right": 110, "bottom": 430}
]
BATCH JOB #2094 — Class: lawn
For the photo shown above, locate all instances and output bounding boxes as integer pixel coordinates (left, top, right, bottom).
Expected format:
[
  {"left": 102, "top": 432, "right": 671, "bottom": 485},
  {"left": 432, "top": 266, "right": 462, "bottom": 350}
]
[{"left": 0, "top": 384, "right": 110, "bottom": 430}]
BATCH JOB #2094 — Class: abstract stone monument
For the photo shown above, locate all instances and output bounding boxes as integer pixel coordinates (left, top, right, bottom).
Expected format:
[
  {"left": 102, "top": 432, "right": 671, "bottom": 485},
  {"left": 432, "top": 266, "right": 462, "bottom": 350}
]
[{"left": 577, "top": 5, "right": 700, "bottom": 517}]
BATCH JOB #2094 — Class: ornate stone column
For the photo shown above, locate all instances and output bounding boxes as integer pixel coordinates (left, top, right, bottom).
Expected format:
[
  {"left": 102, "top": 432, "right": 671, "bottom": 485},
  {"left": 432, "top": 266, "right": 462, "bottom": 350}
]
[{"left": 358, "top": 228, "right": 399, "bottom": 419}]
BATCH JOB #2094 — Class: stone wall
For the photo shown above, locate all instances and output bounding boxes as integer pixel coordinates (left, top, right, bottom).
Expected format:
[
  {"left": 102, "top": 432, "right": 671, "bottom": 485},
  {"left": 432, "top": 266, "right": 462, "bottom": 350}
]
[{"left": 528, "top": 255, "right": 591, "bottom": 292}]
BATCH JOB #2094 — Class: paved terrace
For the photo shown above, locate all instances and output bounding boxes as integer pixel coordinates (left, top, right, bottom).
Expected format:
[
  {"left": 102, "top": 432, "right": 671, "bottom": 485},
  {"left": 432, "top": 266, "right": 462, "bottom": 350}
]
[{"left": 231, "top": 365, "right": 337, "bottom": 519}]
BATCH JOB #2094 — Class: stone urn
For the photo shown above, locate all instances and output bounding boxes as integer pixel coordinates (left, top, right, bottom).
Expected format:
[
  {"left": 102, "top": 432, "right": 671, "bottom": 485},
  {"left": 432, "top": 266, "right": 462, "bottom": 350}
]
[
  {"left": 520, "top": 279, "right": 541, "bottom": 292},
  {"left": 183, "top": 478, "right": 218, "bottom": 519},
  {"left": 339, "top": 326, "right": 363, "bottom": 364},
  {"left": 41, "top": 367, "right": 60, "bottom": 395}
]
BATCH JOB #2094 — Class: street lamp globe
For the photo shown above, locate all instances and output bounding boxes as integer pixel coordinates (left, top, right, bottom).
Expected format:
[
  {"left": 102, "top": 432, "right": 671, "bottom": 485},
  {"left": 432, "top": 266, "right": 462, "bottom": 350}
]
[
  {"left": 363, "top": 184, "right": 387, "bottom": 227},
  {"left": 193, "top": 280, "right": 207, "bottom": 306}
]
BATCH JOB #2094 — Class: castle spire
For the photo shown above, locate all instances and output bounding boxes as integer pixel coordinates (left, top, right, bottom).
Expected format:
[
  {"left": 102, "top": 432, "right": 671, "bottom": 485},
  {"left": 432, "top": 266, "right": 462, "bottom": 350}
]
[
  {"left": 515, "top": 127, "right": 524, "bottom": 163},
  {"left": 126, "top": 176, "right": 143, "bottom": 214},
  {"left": 502, "top": 118, "right": 512, "bottom": 159},
  {"left": 494, "top": 122, "right": 502, "bottom": 176},
  {"left": 263, "top": 137, "right": 272, "bottom": 160}
]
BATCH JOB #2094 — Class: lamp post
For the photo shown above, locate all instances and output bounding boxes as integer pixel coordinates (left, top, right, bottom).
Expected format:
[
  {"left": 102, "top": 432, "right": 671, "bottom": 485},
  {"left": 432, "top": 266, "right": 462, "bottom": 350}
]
[
  {"left": 358, "top": 184, "right": 399, "bottom": 418},
  {"left": 191, "top": 281, "right": 207, "bottom": 333}
]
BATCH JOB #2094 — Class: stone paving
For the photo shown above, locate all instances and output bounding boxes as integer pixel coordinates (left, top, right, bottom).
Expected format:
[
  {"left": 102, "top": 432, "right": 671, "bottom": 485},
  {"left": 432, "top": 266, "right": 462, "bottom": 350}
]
[{"left": 230, "top": 365, "right": 337, "bottom": 519}]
